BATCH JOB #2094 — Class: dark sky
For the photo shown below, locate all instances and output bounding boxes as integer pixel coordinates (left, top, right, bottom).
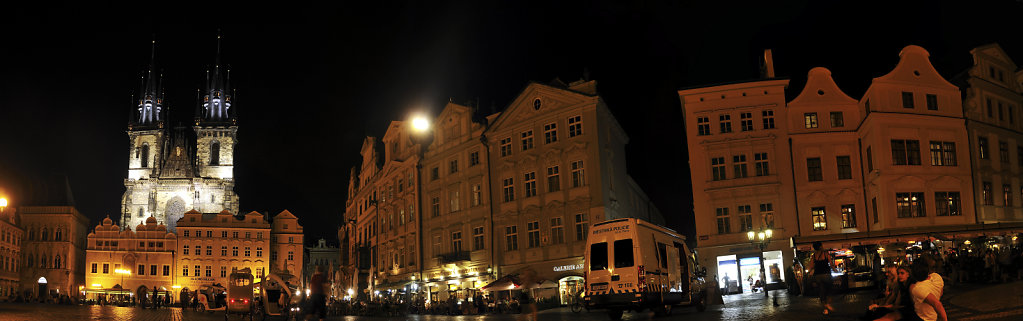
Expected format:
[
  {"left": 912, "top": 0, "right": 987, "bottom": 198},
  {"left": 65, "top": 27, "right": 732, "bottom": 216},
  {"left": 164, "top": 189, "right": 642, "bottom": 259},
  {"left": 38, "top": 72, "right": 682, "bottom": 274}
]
[{"left": 2, "top": 1, "right": 1022, "bottom": 244}]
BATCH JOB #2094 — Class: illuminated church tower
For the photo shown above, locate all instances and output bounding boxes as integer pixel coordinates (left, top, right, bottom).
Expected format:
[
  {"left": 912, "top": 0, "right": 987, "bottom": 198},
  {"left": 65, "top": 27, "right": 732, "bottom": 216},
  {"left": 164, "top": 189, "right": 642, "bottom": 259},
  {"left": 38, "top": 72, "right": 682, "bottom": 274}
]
[{"left": 121, "top": 36, "right": 241, "bottom": 232}]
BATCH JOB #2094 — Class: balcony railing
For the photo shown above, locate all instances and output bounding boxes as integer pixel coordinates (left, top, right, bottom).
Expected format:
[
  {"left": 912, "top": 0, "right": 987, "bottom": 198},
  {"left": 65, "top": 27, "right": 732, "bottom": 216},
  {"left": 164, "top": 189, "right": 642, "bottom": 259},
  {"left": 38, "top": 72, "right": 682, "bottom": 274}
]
[{"left": 437, "top": 251, "right": 471, "bottom": 264}]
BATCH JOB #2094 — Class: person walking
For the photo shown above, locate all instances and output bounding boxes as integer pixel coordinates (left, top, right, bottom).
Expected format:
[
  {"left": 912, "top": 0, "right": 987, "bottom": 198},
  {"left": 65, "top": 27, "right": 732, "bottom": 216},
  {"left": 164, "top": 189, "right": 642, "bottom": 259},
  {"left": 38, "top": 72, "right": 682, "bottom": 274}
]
[
  {"left": 808, "top": 241, "right": 835, "bottom": 315},
  {"left": 306, "top": 265, "right": 329, "bottom": 321}
]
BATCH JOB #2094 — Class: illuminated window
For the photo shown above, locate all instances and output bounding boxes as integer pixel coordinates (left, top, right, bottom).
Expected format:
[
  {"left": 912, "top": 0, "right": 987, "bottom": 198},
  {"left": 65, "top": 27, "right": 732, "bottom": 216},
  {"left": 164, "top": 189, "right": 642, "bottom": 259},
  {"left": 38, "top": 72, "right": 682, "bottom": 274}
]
[
  {"left": 804, "top": 113, "right": 818, "bottom": 129},
  {"left": 811, "top": 207, "right": 827, "bottom": 231},
  {"left": 935, "top": 192, "right": 961, "bottom": 216},
  {"left": 896, "top": 192, "right": 925, "bottom": 218},
  {"left": 841, "top": 204, "right": 856, "bottom": 228},
  {"left": 929, "top": 141, "right": 957, "bottom": 166}
]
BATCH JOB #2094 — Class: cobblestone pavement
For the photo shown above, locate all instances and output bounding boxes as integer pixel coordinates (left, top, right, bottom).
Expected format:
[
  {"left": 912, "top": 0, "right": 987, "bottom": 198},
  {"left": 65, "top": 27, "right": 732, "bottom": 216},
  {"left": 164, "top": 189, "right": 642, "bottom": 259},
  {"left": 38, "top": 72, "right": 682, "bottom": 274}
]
[{"left": 3, "top": 283, "right": 1023, "bottom": 321}]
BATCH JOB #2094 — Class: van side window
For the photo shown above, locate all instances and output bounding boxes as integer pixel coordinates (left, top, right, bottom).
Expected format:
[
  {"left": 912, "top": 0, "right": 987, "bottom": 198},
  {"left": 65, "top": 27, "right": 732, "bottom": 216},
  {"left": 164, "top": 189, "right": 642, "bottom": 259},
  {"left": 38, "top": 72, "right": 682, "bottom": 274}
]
[
  {"left": 674, "top": 242, "right": 686, "bottom": 268},
  {"left": 657, "top": 243, "right": 668, "bottom": 268},
  {"left": 590, "top": 242, "right": 608, "bottom": 270},
  {"left": 613, "top": 239, "right": 634, "bottom": 268}
]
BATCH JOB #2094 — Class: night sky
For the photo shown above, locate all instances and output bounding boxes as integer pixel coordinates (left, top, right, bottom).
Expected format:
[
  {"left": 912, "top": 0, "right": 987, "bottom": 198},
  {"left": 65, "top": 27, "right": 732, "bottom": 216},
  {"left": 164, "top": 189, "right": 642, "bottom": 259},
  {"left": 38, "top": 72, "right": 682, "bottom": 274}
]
[{"left": 2, "top": 1, "right": 1022, "bottom": 244}]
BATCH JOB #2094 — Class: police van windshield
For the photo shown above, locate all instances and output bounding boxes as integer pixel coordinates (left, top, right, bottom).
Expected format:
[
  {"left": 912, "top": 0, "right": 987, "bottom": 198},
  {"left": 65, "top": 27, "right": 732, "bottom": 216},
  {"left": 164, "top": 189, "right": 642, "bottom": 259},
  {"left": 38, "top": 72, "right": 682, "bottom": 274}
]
[
  {"left": 590, "top": 242, "right": 608, "bottom": 270},
  {"left": 613, "top": 239, "right": 634, "bottom": 268}
]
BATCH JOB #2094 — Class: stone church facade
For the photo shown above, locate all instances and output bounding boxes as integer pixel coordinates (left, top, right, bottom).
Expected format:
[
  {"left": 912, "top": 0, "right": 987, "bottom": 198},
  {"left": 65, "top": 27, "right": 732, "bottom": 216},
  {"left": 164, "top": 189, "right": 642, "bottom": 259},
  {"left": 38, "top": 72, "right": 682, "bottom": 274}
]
[{"left": 120, "top": 39, "right": 240, "bottom": 232}]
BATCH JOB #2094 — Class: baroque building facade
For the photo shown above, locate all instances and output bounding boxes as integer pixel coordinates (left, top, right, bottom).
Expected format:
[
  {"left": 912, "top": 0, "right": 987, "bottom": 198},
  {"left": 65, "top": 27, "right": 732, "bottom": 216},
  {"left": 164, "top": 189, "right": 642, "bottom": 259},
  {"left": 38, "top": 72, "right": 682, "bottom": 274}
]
[
  {"left": 17, "top": 205, "right": 89, "bottom": 300},
  {"left": 85, "top": 216, "right": 176, "bottom": 302},
  {"left": 0, "top": 206, "right": 22, "bottom": 299},
  {"left": 681, "top": 45, "right": 1022, "bottom": 294},
  {"left": 175, "top": 210, "right": 270, "bottom": 291},
  {"left": 121, "top": 40, "right": 239, "bottom": 232},
  {"left": 341, "top": 79, "right": 666, "bottom": 306}
]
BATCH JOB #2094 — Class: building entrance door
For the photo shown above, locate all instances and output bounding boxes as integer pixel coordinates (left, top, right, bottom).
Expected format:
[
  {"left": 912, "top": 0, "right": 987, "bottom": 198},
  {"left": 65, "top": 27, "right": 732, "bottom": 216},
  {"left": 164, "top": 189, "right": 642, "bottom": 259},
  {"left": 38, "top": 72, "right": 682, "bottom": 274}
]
[
  {"left": 37, "top": 277, "right": 47, "bottom": 299},
  {"left": 737, "top": 255, "right": 762, "bottom": 294}
]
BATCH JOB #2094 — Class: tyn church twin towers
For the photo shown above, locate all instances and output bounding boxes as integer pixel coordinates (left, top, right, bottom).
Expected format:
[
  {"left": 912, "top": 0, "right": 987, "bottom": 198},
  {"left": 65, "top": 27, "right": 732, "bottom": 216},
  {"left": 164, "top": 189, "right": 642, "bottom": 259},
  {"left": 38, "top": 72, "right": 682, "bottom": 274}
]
[{"left": 121, "top": 35, "right": 240, "bottom": 232}]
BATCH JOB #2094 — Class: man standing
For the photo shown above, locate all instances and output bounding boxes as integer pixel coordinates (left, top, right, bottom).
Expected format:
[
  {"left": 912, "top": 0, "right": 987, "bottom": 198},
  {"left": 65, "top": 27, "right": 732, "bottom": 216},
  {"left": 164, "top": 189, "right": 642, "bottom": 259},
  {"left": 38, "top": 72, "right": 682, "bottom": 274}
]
[{"left": 306, "top": 265, "right": 328, "bottom": 321}]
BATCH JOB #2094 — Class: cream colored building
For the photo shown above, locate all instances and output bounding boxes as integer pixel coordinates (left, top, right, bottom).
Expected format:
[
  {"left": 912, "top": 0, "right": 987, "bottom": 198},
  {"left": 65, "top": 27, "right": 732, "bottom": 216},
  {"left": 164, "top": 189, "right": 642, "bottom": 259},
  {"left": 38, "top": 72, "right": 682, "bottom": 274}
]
[
  {"left": 18, "top": 205, "right": 89, "bottom": 299},
  {"left": 85, "top": 216, "right": 176, "bottom": 301},
  {"left": 421, "top": 102, "right": 493, "bottom": 303},
  {"left": 343, "top": 136, "right": 386, "bottom": 299},
  {"left": 679, "top": 74, "right": 798, "bottom": 292},
  {"left": 270, "top": 210, "right": 303, "bottom": 279},
  {"left": 174, "top": 210, "right": 270, "bottom": 291},
  {"left": 0, "top": 206, "right": 22, "bottom": 299},
  {"left": 484, "top": 79, "right": 664, "bottom": 304},
  {"left": 959, "top": 43, "right": 1023, "bottom": 223}
]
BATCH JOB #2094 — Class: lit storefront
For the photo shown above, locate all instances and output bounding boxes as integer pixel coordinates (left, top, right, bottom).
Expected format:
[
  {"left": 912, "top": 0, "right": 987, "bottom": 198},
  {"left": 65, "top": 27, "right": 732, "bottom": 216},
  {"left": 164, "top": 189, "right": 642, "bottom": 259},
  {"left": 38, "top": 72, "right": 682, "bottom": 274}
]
[
  {"left": 715, "top": 249, "right": 786, "bottom": 295},
  {"left": 482, "top": 257, "right": 585, "bottom": 305}
]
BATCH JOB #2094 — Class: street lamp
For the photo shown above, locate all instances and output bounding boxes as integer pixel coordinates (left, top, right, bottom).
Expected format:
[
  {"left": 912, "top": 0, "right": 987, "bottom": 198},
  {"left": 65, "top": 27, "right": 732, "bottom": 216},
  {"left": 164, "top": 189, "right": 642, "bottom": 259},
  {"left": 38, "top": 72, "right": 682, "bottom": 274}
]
[
  {"left": 0, "top": 197, "right": 8, "bottom": 213},
  {"left": 747, "top": 228, "right": 777, "bottom": 306},
  {"left": 409, "top": 113, "right": 431, "bottom": 303},
  {"left": 114, "top": 269, "right": 131, "bottom": 302}
]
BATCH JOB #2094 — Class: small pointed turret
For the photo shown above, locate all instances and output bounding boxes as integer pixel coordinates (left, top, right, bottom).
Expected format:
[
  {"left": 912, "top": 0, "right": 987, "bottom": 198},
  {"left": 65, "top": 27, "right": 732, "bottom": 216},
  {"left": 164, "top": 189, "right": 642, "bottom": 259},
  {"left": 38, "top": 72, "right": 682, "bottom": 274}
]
[
  {"left": 196, "top": 30, "right": 235, "bottom": 125},
  {"left": 131, "top": 39, "right": 165, "bottom": 129}
]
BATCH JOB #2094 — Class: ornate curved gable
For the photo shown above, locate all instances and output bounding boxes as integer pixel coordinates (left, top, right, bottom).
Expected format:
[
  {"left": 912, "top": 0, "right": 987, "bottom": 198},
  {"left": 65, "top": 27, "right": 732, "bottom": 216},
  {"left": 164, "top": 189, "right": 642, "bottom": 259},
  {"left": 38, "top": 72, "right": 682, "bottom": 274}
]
[
  {"left": 790, "top": 67, "right": 858, "bottom": 106},
  {"left": 873, "top": 45, "right": 957, "bottom": 89}
]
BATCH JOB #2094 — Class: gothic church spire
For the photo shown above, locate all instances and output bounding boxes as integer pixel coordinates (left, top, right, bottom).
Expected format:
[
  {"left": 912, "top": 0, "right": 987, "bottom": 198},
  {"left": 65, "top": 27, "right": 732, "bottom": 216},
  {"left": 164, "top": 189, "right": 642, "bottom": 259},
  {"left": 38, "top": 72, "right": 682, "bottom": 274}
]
[
  {"left": 196, "top": 30, "right": 235, "bottom": 125},
  {"left": 131, "top": 39, "right": 165, "bottom": 129}
]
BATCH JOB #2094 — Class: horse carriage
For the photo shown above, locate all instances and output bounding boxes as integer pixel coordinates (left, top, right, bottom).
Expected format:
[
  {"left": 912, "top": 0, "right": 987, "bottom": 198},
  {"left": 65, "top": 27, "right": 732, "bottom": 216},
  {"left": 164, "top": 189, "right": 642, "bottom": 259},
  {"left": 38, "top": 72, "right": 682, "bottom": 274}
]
[{"left": 253, "top": 273, "right": 294, "bottom": 321}]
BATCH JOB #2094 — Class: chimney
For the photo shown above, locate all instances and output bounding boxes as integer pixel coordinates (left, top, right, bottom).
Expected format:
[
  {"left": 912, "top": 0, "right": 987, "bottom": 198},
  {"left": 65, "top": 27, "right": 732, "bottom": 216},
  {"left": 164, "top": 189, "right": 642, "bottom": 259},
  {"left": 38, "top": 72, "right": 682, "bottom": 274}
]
[{"left": 761, "top": 49, "right": 775, "bottom": 79}]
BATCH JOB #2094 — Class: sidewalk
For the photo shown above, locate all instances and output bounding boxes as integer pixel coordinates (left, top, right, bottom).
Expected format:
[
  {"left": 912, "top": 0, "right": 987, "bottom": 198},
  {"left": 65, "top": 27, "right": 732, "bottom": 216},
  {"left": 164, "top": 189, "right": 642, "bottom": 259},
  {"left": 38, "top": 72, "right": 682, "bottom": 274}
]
[{"left": 943, "top": 280, "right": 1023, "bottom": 321}]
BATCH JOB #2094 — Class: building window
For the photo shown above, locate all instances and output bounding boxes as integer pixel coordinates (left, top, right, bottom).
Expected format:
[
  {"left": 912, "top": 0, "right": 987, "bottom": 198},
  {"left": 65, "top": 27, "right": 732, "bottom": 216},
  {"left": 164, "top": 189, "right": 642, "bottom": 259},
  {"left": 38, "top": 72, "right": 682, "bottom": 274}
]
[
  {"left": 740, "top": 112, "right": 753, "bottom": 131},
  {"left": 450, "top": 190, "right": 460, "bottom": 212},
  {"left": 205, "top": 246, "right": 211, "bottom": 255},
  {"left": 527, "top": 221, "right": 541, "bottom": 248},
  {"left": 575, "top": 213, "right": 589, "bottom": 241},
  {"left": 807, "top": 157, "right": 823, "bottom": 182},
  {"left": 520, "top": 130, "right": 534, "bottom": 151},
  {"left": 502, "top": 178, "right": 515, "bottom": 202},
  {"left": 430, "top": 167, "right": 439, "bottom": 181},
  {"left": 1005, "top": 184, "right": 1013, "bottom": 206},
  {"left": 547, "top": 166, "right": 560, "bottom": 192},
  {"left": 137, "top": 264, "right": 145, "bottom": 275},
  {"left": 804, "top": 113, "right": 818, "bottom": 129},
  {"left": 830, "top": 112, "right": 844, "bottom": 127},
  {"left": 244, "top": 247, "right": 251, "bottom": 257},
  {"left": 500, "top": 137, "right": 512, "bottom": 157},
  {"left": 544, "top": 122, "right": 558, "bottom": 144},
  {"left": 896, "top": 192, "right": 925, "bottom": 218},
  {"left": 233, "top": 231, "right": 239, "bottom": 238},
  {"left": 206, "top": 230, "right": 212, "bottom": 237},
  {"left": 696, "top": 116, "right": 710, "bottom": 136},
  {"left": 979, "top": 137, "right": 989, "bottom": 159},
  {"left": 836, "top": 156, "right": 852, "bottom": 180},
  {"left": 872, "top": 197, "right": 879, "bottom": 223},
  {"left": 841, "top": 204, "right": 856, "bottom": 228},
  {"left": 811, "top": 207, "right": 827, "bottom": 231},
  {"left": 469, "top": 151, "right": 480, "bottom": 166},
  {"left": 568, "top": 115, "right": 583, "bottom": 137},
  {"left": 902, "top": 92, "right": 914, "bottom": 108},
  {"left": 221, "top": 246, "right": 227, "bottom": 256},
  {"left": 183, "top": 266, "right": 188, "bottom": 276},
  {"left": 891, "top": 139, "right": 921, "bottom": 165},
  {"left": 983, "top": 182, "right": 993, "bottom": 205},
  {"left": 163, "top": 265, "right": 170, "bottom": 276},
  {"left": 449, "top": 159, "right": 458, "bottom": 174},
  {"left": 183, "top": 245, "right": 189, "bottom": 255},
  {"left": 472, "top": 184, "right": 482, "bottom": 206},
  {"left": 760, "top": 203, "right": 774, "bottom": 228},
  {"left": 935, "top": 192, "right": 961, "bottom": 216},
  {"left": 232, "top": 246, "right": 239, "bottom": 256},
  {"left": 205, "top": 266, "right": 211, "bottom": 277},
  {"left": 711, "top": 157, "right": 727, "bottom": 181},
  {"left": 550, "top": 218, "right": 565, "bottom": 244},
  {"left": 738, "top": 205, "right": 752, "bottom": 232},
  {"left": 194, "top": 265, "right": 200, "bottom": 277},
  {"left": 524, "top": 172, "right": 537, "bottom": 197},
  {"left": 472, "top": 226, "right": 485, "bottom": 250},
  {"left": 719, "top": 114, "right": 732, "bottom": 133},
  {"left": 183, "top": 230, "right": 189, "bottom": 237},
  {"left": 715, "top": 207, "right": 730, "bottom": 234},
  {"left": 256, "top": 232, "right": 262, "bottom": 240},
  {"left": 753, "top": 153, "right": 769, "bottom": 176},
  {"left": 999, "top": 102, "right": 1005, "bottom": 121},
  {"left": 926, "top": 94, "right": 938, "bottom": 110},
  {"left": 762, "top": 110, "right": 775, "bottom": 129},
  {"left": 288, "top": 251, "right": 294, "bottom": 260},
  {"left": 91, "top": 263, "right": 97, "bottom": 274},
  {"left": 221, "top": 231, "right": 227, "bottom": 238},
  {"left": 151, "top": 265, "right": 157, "bottom": 276},
  {"left": 505, "top": 226, "right": 518, "bottom": 251},
  {"left": 571, "top": 161, "right": 586, "bottom": 187},
  {"left": 733, "top": 155, "right": 748, "bottom": 178},
  {"left": 451, "top": 232, "right": 462, "bottom": 253},
  {"left": 221, "top": 266, "right": 227, "bottom": 277},
  {"left": 866, "top": 146, "right": 874, "bottom": 172},
  {"left": 431, "top": 196, "right": 440, "bottom": 217},
  {"left": 930, "top": 141, "right": 957, "bottom": 166},
  {"left": 140, "top": 144, "right": 150, "bottom": 167},
  {"left": 1000, "top": 141, "right": 1010, "bottom": 163}
]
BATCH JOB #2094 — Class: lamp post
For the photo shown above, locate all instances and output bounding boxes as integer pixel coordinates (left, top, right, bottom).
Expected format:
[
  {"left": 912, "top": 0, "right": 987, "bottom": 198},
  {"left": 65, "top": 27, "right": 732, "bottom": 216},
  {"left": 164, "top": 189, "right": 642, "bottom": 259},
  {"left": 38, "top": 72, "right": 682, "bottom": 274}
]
[
  {"left": 114, "top": 269, "right": 131, "bottom": 302},
  {"left": 410, "top": 113, "right": 431, "bottom": 303},
  {"left": 746, "top": 228, "right": 777, "bottom": 306},
  {"left": 0, "top": 197, "right": 8, "bottom": 214}
]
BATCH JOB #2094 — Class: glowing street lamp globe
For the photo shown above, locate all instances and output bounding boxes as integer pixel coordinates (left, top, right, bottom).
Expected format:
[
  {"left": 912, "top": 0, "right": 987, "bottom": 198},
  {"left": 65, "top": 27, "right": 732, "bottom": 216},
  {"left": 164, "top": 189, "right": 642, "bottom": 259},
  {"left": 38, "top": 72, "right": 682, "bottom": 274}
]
[
  {"left": 0, "top": 197, "right": 8, "bottom": 208},
  {"left": 411, "top": 116, "right": 430, "bottom": 132}
]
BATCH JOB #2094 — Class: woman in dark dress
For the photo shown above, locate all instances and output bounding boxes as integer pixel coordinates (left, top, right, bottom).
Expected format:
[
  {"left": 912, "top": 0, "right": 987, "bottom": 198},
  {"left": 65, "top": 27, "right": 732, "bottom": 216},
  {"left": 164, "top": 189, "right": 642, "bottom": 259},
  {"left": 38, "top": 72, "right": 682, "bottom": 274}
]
[{"left": 808, "top": 241, "right": 835, "bottom": 315}]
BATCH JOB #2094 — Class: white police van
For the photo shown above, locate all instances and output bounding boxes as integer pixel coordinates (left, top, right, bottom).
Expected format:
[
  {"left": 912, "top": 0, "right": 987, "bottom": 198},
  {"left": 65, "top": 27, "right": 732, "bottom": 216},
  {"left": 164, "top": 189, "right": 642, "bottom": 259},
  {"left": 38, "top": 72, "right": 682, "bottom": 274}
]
[{"left": 584, "top": 218, "right": 706, "bottom": 320}]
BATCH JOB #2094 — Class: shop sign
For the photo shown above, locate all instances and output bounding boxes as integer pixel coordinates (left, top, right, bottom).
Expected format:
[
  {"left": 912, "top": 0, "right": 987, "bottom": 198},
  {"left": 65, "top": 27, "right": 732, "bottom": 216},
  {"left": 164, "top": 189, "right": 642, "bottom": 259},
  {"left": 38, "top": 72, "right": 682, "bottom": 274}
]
[
  {"left": 190, "top": 277, "right": 216, "bottom": 282},
  {"left": 553, "top": 264, "right": 583, "bottom": 272}
]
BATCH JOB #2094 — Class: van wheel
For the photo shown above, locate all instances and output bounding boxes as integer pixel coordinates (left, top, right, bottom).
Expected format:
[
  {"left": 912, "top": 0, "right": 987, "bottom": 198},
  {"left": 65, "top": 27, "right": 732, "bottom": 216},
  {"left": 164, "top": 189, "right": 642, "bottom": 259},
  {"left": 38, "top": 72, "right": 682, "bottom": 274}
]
[
  {"left": 696, "top": 291, "right": 707, "bottom": 312},
  {"left": 607, "top": 309, "right": 624, "bottom": 320}
]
